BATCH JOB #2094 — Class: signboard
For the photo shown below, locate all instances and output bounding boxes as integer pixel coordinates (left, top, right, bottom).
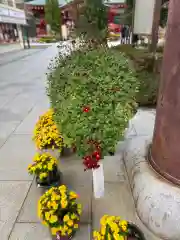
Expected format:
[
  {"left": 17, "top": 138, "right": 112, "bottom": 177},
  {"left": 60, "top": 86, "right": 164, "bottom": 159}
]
[
  {"left": 134, "top": 0, "right": 155, "bottom": 35},
  {"left": 9, "top": 10, "right": 25, "bottom": 19},
  {"left": 0, "top": 5, "right": 26, "bottom": 24},
  {"left": 0, "top": 7, "right": 9, "bottom": 16}
]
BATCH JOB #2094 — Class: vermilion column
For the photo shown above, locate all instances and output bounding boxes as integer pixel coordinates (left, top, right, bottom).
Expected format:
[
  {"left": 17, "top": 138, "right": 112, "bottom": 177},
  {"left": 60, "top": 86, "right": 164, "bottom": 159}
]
[{"left": 150, "top": 0, "right": 180, "bottom": 185}]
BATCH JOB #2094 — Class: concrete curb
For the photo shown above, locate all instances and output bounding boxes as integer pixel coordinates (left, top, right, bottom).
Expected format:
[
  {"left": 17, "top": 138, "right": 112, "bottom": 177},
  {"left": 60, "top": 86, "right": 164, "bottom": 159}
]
[{"left": 123, "top": 135, "right": 180, "bottom": 240}]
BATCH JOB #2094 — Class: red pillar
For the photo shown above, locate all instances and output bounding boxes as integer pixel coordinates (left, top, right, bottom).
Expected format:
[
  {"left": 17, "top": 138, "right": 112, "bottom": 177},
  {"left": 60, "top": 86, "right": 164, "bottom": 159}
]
[{"left": 150, "top": 0, "right": 180, "bottom": 185}]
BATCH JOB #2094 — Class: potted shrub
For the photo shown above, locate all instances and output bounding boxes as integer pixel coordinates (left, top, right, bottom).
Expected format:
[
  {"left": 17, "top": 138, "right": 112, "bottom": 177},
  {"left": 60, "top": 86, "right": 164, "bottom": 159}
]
[
  {"left": 28, "top": 152, "right": 61, "bottom": 189},
  {"left": 93, "top": 215, "right": 146, "bottom": 240},
  {"left": 47, "top": 47, "right": 138, "bottom": 170},
  {"left": 33, "top": 109, "right": 63, "bottom": 156},
  {"left": 38, "top": 185, "right": 82, "bottom": 239}
]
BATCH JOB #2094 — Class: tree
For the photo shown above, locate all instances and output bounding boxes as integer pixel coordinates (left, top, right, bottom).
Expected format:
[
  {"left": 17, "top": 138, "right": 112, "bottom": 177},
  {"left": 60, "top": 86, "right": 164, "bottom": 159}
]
[
  {"left": 45, "top": 0, "right": 61, "bottom": 35},
  {"left": 75, "top": 0, "right": 108, "bottom": 44},
  {"left": 125, "top": 0, "right": 134, "bottom": 25}
]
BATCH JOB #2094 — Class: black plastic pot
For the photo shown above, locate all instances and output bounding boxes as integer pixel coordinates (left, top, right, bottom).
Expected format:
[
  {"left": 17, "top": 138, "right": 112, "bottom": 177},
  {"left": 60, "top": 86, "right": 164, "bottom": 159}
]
[
  {"left": 127, "top": 223, "right": 146, "bottom": 240},
  {"left": 36, "top": 167, "right": 62, "bottom": 192},
  {"left": 51, "top": 227, "right": 76, "bottom": 240},
  {"left": 108, "top": 151, "right": 115, "bottom": 156},
  {"left": 51, "top": 234, "right": 74, "bottom": 240}
]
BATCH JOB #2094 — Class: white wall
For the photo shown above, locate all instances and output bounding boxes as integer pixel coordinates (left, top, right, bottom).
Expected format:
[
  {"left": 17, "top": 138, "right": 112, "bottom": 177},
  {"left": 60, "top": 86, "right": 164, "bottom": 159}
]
[{"left": 134, "top": 0, "right": 155, "bottom": 35}]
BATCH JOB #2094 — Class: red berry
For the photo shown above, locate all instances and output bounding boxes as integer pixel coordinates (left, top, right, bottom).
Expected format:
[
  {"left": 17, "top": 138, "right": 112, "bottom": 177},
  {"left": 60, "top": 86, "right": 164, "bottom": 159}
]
[
  {"left": 85, "top": 156, "right": 91, "bottom": 161},
  {"left": 83, "top": 106, "right": 90, "bottom": 112},
  {"left": 96, "top": 154, "right": 101, "bottom": 161},
  {"left": 93, "top": 151, "right": 99, "bottom": 156}
]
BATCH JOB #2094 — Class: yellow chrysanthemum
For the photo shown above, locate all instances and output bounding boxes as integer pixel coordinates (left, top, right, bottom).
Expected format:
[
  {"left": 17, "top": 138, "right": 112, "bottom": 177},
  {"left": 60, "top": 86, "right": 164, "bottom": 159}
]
[
  {"left": 63, "top": 215, "right": 70, "bottom": 222},
  {"left": 120, "top": 220, "right": 127, "bottom": 226},
  {"left": 51, "top": 201, "right": 58, "bottom": 210},
  {"left": 37, "top": 185, "right": 80, "bottom": 234},
  {"left": 51, "top": 227, "right": 59, "bottom": 236},
  {"left": 93, "top": 231, "right": 101, "bottom": 239},
  {"left": 28, "top": 152, "right": 58, "bottom": 179},
  {"left": 68, "top": 229, "right": 72, "bottom": 235},
  {"left": 61, "top": 200, "right": 68, "bottom": 209},
  {"left": 45, "top": 212, "right": 51, "bottom": 221},
  {"left": 93, "top": 215, "right": 128, "bottom": 240},
  {"left": 67, "top": 219, "right": 73, "bottom": 227},
  {"left": 50, "top": 215, "right": 58, "bottom": 223},
  {"left": 69, "top": 191, "right": 78, "bottom": 199},
  {"left": 74, "top": 224, "right": 79, "bottom": 229},
  {"left": 32, "top": 109, "right": 63, "bottom": 150}
]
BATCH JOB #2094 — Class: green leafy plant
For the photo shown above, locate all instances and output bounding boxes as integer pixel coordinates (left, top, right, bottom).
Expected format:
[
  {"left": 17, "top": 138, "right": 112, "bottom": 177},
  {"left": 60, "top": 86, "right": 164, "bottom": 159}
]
[
  {"left": 47, "top": 47, "right": 138, "bottom": 169},
  {"left": 38, "top": 36, "right": 57, "bottom": 43},
  {"left": 75, "top": 0, "right": 108, "bottom": 44},
  {"left": 113, "top": 45, "right": 162, "bottom": 107},
  {"left": 45, "top": 0, "right": 61, "bottom": 35}
]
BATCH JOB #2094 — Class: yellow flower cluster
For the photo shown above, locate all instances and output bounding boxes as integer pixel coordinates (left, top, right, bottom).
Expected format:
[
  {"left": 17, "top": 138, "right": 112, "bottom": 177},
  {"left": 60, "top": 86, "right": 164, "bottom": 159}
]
[
  {"left": 38, "top": 185, "right": 82, "bottom": 237},
  {"left": 28, "top": 153, "right": 58, "bottom": 180},
  {"left": 93, "top": 215, "right": 128, "bottom": 240},
  {"left": 33, "top": 109, "right": 63, "bottom": 150}
]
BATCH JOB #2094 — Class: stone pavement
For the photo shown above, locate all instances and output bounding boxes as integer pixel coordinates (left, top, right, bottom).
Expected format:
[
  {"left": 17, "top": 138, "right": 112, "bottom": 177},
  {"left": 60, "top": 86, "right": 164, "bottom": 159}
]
[
  {"left": 0, "top": 42, "right": 159, "bottom": 240},
  {"left": 0, "top": 44, "right": 58, "bottom": 240},
  {"left": 0, "top": 43, "right": 22, "bottom": 55},
  {"left": 0, "top": 49, "right": 43, "bottom": 67}
]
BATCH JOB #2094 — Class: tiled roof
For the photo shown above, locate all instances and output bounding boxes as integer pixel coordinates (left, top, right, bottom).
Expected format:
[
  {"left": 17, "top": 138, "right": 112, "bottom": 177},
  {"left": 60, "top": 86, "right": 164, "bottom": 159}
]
[
  {"left": 25, "top": 0, "right": 72, "bottom": 6},
  {"left": 104, "top": 0, "right": 126, "bottom": 3},
  {"left": 26, "top": 0, "right": 126, "bottom": 6}
]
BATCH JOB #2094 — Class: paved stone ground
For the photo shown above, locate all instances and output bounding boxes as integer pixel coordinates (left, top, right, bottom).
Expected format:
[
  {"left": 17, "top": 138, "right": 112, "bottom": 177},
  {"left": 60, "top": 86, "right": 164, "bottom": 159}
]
[
  {"left": 0, "top": 43, "right": 159, "bottom": 240},
  {"left": 0, "top": 44, "right": 22, "bottom": 55},
  {"left": 0, "top": 49, "right": 44, "bottom": 67}
]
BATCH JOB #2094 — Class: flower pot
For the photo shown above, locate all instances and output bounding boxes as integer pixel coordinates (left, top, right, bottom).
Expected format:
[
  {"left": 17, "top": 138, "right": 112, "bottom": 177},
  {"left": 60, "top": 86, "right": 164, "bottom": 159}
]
[
  {"left": 36, "top": 167, "right": 62, "bottom": 193},
  {"left": 51, "top": 234, "right": 74, "bottom": 240},
  {"left": 126, "top": 223, "right": 146, "bottom": 240},
  {"left": 51, "top": 229, "right": 76, "bottom": 240},
  {"left": 108, "top": 151, "right": 115, "bottom": 156}
]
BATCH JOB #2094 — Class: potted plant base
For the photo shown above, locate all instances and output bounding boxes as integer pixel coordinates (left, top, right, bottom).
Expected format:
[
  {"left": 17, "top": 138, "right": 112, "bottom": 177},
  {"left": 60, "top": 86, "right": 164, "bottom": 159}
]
[
  {"left": 125, "top": 223, "right": 146, "bottom": 240},
  {"left": 51, "top": 231, "right": 76, "bottom": 240},
  {"left": 36, "top": 167, "right": 62, "bottom": 191},
  {"left": 93, "top": 216, "right": 146, "bottom": 240},
  {"left": 37, "top": 186, "right": 81, "bottom": 240},
  {"left": 108, "top": 151, "right": 115, "bottom": 156}
]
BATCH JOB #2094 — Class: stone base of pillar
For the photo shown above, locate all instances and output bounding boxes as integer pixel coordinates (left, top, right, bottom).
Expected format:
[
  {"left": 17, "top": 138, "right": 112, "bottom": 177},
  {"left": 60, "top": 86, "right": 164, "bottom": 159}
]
[{"left": 123, "top": 134, "right": 180, "bottom": 240}]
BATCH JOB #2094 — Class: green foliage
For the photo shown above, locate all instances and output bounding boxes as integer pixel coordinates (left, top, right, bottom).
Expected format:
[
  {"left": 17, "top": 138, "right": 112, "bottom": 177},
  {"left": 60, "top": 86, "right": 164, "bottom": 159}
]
[
  {"left": 125, "top": 0, "right": 134, "bottom": 25},
  {"left": 45, "top": 0, "right": 61, "bottom": 34},
  {"left": 75, "top": 0, "right": 108, "bottom": 43},
  {"left": 160, "top": 7, "right": 168, "bottom": 27},
  {"left": 113, "top": 45, "right": 162, "bottom": 107},
  {"left": 136, "top": 72, "right": 159, "bottom": 107},
  {"left": 38, "top": 36, "right": 57, "bottom": 43},
  {"left": 47, "top": 47, "right": 138, "bottom": 157}
]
